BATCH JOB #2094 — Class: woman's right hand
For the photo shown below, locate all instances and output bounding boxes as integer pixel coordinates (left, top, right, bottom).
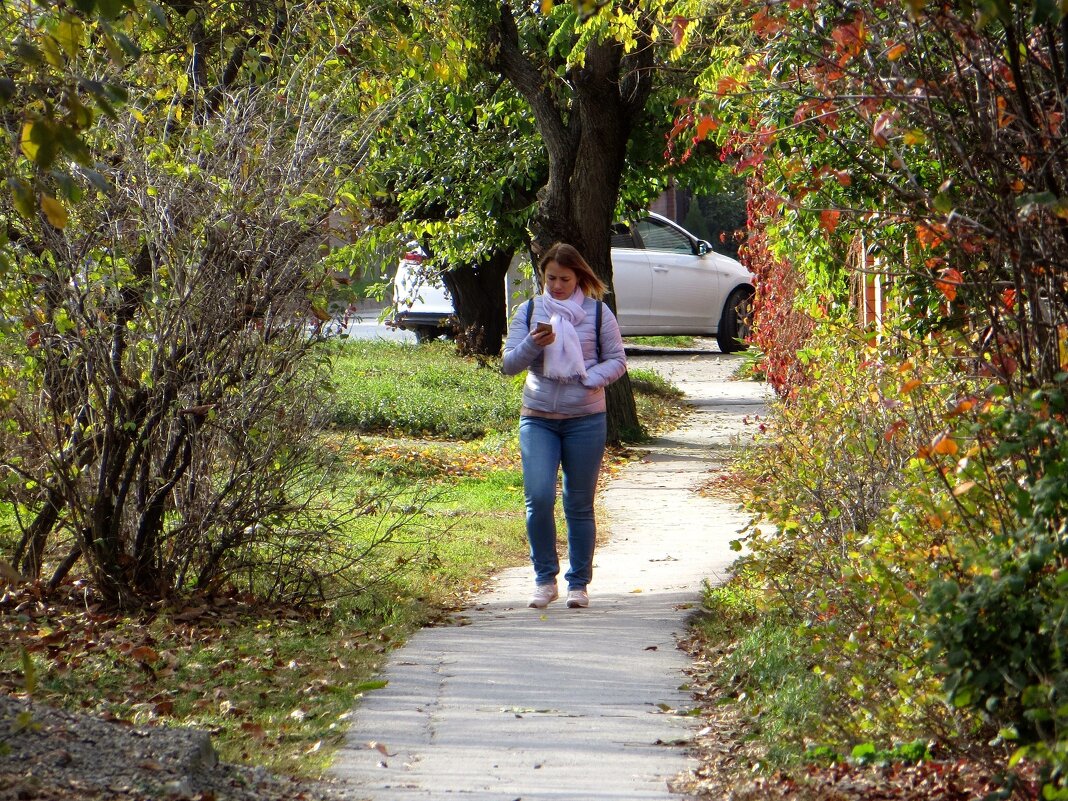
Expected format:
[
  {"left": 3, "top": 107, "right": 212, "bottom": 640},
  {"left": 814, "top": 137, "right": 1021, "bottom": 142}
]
[{"left": 531, "top": 328, "right": 556, "bottom": 347}]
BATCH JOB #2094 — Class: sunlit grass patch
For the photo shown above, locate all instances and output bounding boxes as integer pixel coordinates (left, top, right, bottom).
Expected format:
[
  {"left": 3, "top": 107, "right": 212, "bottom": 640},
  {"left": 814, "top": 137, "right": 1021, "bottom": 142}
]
[
  {"left": 624, "top": 335, "right": 697, "bottom": 348},
  {"left": 327, "top": 340, "right": 518, "bottom": 438}
]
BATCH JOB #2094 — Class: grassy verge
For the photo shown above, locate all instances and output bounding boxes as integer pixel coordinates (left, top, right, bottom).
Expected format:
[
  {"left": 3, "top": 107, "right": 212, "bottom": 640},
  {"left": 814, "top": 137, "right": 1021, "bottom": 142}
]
[
  {"left": 688, "top": 576, "right": 833, "bottom": 769},
  {"left": 1, "top": 340, "right": 687, "bottom": 777},
  {"left": 624, "top": 335, "right": 697, "bottom": 349}
]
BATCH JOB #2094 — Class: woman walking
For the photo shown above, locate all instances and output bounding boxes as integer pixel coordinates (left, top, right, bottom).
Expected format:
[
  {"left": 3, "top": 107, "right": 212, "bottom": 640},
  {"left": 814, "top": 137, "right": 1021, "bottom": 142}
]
[{"left": 501, "top": 243, "right": 627, "bottom": 609}]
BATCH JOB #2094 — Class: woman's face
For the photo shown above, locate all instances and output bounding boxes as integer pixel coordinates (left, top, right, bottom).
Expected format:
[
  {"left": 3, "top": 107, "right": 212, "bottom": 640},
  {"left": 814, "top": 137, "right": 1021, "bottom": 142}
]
[{"left": 543, "top": 262, "right": 579, "bottom": 300}]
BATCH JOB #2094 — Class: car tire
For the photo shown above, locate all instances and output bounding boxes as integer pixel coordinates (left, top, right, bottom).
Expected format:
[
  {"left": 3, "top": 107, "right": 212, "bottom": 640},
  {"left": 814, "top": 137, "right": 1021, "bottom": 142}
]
[
  {"left": 413, "top": 325, "right": 443, "bottom": 343},
  {"left": 716, "top": 287, "right": 754, "bottom": 354}
]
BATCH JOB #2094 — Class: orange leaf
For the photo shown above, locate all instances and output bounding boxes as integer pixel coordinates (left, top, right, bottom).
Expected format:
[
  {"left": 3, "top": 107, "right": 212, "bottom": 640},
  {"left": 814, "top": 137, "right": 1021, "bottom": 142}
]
[
  {"left": 819, "top": 209, "right": 841, "bottom": 234},
  {"left": 931, "top": 434, "right": 959, "bottom": 456},
  {"left": 716, "top": 77, "right": 740, "bottom": 95},
  {"left": 901, "top": 378, "right": 922, "bottom": 393},
  {"left": 884, "top": 419, "right": 907, "bottom": 441},
  {"left": 996, "top": 96, "right": 1015, "bottom": 128},
  {"left": 751, "top": 9, "right": 786, "bottom": 37},
  {"left": 130, "top": 646, "right": 160, "bottom": 663},
  {"left": 914, "top": 223, "right": 948, "bottom": 250},
  {"left": 872, "top": 111, "right": 895, "bottom": 146},
  {"left": 695, "top": 115, "right": 717, "bottom": 141},
  {"left": 935, "top": 267, "right": 962, "bottom": 302},
  {"left": 947, "top": 397, "right": 976, "bottom": 417},
  {"left": 831, "top": 19, "right": 866, "bottom": 61},
  {"left": 886, "top": 42, "right": 907, "bottom": 61}
]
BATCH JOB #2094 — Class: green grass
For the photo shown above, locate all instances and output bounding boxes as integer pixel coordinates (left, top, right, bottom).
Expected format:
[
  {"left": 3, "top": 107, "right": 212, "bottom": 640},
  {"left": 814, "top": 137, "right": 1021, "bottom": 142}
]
[
  {"left": 629, "top": 367, "right": 684, "bottom": 399},
  {"left": 328, "top": 340, "right": 519, "bottom": 438},
  {"left": 624, "top": 335, "right": 698, "bottom": 348},
  {"left": 693, "top": 577, "right": 834, "bottom": 767}
]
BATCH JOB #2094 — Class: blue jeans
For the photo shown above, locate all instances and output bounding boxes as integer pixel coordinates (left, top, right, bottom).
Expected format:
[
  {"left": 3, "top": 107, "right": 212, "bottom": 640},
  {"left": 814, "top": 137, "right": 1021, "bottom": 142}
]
[{"left": 519, "top": 413, "right": 607, "bottom": 590}]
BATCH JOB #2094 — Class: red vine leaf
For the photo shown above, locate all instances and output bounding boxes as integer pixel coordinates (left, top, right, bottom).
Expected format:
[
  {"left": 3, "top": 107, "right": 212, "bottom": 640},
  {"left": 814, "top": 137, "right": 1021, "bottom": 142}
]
[
  {"left": 672, "top": 16, "right": 689, "bottom": 47},
  {"left": 935, "top": 267, "right": 962, "bottom": 301}
]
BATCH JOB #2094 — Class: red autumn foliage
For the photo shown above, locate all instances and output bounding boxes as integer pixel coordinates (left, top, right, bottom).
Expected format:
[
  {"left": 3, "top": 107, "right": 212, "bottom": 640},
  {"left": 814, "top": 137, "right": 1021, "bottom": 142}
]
[{"left": 739, "top": 174, "right": 815, "bottom": 396}]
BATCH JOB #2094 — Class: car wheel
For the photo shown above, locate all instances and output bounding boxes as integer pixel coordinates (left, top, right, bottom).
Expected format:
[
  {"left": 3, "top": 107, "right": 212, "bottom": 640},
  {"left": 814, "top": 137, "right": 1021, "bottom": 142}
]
[
  {"left": 716, "top": 287, "right": 754, "bottom": 354},
  {"left": 412, "top": 325, "right": 440, "bottom": 343}
]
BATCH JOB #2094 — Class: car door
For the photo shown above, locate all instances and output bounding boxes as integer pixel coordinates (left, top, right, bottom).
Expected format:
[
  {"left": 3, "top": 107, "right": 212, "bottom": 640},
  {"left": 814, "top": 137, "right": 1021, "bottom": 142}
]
[
  {"left": 608, "top": 222, "right": 653, "bottom": 334},
  {"left": 635, "top": 216, "right": 719, "bottom": 333}
]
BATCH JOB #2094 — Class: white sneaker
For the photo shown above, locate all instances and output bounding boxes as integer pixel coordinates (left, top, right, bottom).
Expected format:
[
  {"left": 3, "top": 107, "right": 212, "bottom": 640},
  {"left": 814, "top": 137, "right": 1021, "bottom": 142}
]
[
  {"left": 528, "top": 584, "right": 559, "bottom": 609},
  {"left": 566, "top": 589, "right": 589, "bottom": 608}
]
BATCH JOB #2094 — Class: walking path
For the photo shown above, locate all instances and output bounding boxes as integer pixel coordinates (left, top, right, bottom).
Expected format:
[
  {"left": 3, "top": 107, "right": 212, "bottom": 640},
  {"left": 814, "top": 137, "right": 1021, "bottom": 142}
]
[{"left": 332, "top": 350, "right": 769, "bottom": 800}]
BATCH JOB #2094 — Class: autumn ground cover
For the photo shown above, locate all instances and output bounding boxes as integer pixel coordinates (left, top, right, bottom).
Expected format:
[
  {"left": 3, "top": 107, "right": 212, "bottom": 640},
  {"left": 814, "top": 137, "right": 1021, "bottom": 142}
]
[{"left": 0, "top": 340, "right": 686, "bottom": 777}]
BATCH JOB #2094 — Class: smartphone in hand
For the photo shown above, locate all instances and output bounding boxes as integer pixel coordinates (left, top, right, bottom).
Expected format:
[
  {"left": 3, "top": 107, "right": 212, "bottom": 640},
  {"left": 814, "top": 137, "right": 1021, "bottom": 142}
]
[{"left": 535, "top": 322, "right": 553, "bottom": 334}]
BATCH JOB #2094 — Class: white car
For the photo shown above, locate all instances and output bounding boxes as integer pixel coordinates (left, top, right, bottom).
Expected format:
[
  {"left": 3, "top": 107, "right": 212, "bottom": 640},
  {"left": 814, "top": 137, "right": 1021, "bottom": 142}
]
[{"left": 392, "top": 212, "right": 754, "bottom": 353}]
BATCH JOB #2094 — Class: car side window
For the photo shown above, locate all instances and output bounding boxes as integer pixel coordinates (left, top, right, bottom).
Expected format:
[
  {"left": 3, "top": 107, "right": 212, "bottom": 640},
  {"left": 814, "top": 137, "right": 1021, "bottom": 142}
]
[
  {"left": 635, "top": 218, "right": 694, "bottom": 254},
  {"left": 611, "top": 222, "right": 637, "bottom": 249}
]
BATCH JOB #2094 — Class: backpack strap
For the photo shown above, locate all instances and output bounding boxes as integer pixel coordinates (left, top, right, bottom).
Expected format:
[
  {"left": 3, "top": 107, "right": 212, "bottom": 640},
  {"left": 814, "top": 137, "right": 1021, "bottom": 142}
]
[
  {"left": 595, "top": 300, "right": 603, "bottom": 362},
  {"left": 529, "top": 297, "right": 602, "bottom": 362}
]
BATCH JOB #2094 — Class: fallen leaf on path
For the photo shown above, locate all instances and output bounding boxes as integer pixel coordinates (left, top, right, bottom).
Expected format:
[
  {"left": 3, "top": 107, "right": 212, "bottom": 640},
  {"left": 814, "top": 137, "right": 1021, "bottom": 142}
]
[{"left": 368, "top": 741, "right": 396, "bottom": 756}]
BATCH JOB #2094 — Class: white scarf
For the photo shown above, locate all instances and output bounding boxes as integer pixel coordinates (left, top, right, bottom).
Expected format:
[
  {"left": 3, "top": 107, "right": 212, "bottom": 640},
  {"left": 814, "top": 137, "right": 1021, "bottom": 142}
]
[{"left": 541, "top": 287, "right": 587, "bottom": 381}]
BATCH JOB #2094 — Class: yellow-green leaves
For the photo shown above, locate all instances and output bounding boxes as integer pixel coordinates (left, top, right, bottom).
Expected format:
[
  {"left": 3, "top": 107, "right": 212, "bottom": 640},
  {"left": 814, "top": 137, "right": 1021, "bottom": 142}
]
[
  {"left": 9, "top": 180, "right": 35, "bottom": 219},
  {"left": 20, "top": 121, "right": 40, "bottom": 162},
  {"left": 40, "top": 195, "right": 69, "bottom": 229},
  {"left": 54, "top": 15, "right": 86, "bottom": 59},
  {"left": 20, "top": 119, "right": 60, "bottom": 169}
]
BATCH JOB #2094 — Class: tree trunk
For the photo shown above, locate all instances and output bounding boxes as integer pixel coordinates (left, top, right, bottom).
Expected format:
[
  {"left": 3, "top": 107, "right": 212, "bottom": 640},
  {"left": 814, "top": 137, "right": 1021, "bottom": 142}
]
[
  {"left": 15, "top": 488, "right": 63, "bottom": 579},
  {"left": 442, "top": 248, "right": 512, "bottom": 357}
]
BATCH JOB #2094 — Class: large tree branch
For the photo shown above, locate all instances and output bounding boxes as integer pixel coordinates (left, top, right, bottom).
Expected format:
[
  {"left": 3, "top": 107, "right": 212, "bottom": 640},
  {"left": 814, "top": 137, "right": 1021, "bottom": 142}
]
[
  {"left": 487, "top": 3, "right": 571, "bottom": 161},
  {"left": 619, "top": 12, "right": 657, "bottom": 123}
]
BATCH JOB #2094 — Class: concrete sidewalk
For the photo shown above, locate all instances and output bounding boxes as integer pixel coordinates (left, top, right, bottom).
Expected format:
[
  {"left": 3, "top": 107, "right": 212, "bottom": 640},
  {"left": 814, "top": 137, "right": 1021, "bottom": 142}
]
[{"left": 333, "top": 351, "right": 768, "bottom": 800}]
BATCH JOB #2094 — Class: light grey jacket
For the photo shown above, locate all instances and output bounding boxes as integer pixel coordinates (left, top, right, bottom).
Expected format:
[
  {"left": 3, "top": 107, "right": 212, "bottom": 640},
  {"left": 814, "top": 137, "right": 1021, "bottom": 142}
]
[{"left": 501, "top": 295, "right": 627, "bottom": 416}]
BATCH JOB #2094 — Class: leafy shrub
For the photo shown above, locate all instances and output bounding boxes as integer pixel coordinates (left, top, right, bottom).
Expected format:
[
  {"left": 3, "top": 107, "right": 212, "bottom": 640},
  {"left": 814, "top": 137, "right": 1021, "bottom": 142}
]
[
  {"left": 733, "top": 314, "right": 1068, "bottom": 793},
  {"left": 731, "top": 322, "right": 976, "bottom": 750},
  {"left": 924, "top": 379, "right": 1068, "bottom": 792}
]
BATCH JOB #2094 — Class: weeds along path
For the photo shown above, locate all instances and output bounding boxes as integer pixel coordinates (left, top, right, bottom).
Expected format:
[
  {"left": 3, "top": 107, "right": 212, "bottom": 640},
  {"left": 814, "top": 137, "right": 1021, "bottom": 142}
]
[{"left": 332, "top": 348, "right": 768, "bottom": 801}]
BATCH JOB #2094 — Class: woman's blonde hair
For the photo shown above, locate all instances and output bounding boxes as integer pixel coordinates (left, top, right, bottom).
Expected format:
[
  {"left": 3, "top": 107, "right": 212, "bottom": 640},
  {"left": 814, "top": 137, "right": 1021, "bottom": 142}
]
[{"left": 538, "top": 243, "right": 608, "bottom": 300}]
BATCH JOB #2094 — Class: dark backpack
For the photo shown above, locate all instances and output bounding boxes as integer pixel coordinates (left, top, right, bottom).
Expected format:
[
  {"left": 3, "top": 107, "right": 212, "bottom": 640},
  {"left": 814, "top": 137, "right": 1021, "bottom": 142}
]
[{"left": 525, "top": 298, "right": 603, "bottom": 361}]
